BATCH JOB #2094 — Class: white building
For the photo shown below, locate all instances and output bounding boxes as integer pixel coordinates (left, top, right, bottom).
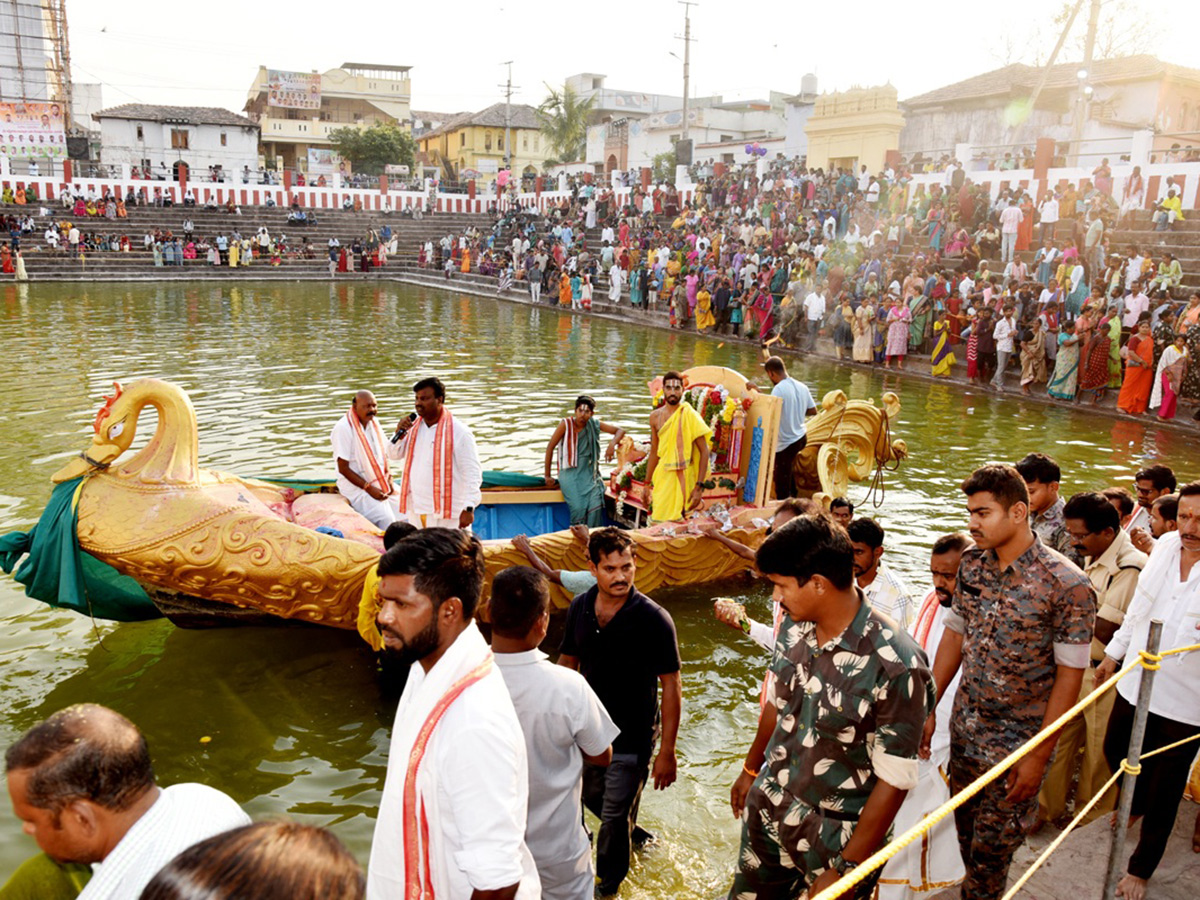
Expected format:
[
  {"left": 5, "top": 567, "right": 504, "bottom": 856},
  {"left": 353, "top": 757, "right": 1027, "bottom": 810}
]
[
  {"left": 782, "top": 74, "right": 820, "bottom": 159},
  {"left": 93, "top": 104, "right": 260, "bottom": 178}
]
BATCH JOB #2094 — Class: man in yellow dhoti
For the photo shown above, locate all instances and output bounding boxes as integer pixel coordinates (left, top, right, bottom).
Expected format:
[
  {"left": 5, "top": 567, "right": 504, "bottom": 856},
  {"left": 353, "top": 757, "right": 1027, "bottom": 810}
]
[{"left": 645, "top": 371, "right": 712, "bottom": 522}]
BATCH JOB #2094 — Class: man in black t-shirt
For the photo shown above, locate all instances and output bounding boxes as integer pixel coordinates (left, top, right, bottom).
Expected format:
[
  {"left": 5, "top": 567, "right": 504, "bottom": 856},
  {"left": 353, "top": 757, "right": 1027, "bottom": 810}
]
[{"left": 559, "top": 527, "right": 682, "bottom": 897}]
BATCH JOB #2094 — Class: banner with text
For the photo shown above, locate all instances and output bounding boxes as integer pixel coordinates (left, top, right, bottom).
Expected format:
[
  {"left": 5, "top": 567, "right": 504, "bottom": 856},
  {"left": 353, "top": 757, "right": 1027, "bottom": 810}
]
[
  {"left": 306, "top": 148, "right": 350, "bottom": 177},
  {"left": 266, "top": 70, "right": 322, "bottom": 110},
  {"left": 0, "top": 102, "right": 68, "bottom": 158}
]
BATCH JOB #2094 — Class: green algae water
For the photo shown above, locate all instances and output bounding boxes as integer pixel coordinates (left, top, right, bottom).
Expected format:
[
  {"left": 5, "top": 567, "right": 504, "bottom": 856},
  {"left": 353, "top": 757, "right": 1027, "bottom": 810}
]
[{"left": 0, "top": 281, "right": 1194, "bottom": 895}]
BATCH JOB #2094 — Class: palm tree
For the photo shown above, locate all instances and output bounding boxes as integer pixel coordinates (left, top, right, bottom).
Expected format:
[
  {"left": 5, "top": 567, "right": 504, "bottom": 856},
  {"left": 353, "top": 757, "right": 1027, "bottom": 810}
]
[{"left": 536, "top": 84, "right": 596, "bottom": 164}]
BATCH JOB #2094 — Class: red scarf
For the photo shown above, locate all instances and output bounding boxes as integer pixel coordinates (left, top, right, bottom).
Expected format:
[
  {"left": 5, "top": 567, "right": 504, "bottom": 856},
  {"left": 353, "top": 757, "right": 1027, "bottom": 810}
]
[
  {"left": 346, "top": 408, "right": 393, "bottom": 494},
  {"left": 558, "top": 417, "right": 580, "bottom": 471},
  {"left": 913, "top": 589, "right": 941, "bottom": 651},
  {"left": 402, "top": 654, "right": 493, "bottom": 899},
  {"left": 399, "top": 409, "right": 456, "bottom": 520}
]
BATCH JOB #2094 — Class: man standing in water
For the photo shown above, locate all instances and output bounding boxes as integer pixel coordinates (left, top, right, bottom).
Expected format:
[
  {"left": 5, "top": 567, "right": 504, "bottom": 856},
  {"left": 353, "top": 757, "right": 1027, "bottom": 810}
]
[
  {"left": 728, "top": 513, "right": 934, "bottom": 899},
  {"left": 543, "top": 395, "right": 626, "bottom": 526},
  {"left": 645, "top": 371, "right": 711, "bottom": 521},
  {"left": 558, "top": 528, "right": 681, "bottom": 897},
  {"left": 331, "top": 390, "right": 399, "bottom": 528},
  {"left": 369, "top": 529, "right": 539, "bottom": 899},
  {"left": 391, "top": 377, "right": 483, "bottom": 530},
  {"left": 923, "top": 465, "right": 1094, "bottom": 900}
]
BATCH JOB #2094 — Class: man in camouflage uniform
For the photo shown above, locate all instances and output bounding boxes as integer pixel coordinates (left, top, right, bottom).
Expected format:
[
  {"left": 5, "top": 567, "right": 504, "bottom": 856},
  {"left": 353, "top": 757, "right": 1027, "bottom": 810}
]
[
  {"left": 729, "top": 513, "right": 934, "bottom": 900},
  {"left": 924, "top": 464, "right": 1095, "bottom": 900},
  {"left": 1015, "top": 452, "right": 1083, "bottom": 567}
]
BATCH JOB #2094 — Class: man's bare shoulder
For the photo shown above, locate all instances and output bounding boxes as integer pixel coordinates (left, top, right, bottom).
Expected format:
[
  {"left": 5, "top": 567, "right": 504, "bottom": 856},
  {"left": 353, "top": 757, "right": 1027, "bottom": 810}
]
[{"left": 649, "top": 406, "right": 669, "bottom": 428}]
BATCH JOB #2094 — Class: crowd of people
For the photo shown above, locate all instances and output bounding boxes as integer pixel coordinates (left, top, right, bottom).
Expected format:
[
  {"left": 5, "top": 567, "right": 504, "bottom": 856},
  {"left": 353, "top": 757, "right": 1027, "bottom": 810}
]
[{"left": 6, "top": 356, "right": 1199, "bottom": 900}]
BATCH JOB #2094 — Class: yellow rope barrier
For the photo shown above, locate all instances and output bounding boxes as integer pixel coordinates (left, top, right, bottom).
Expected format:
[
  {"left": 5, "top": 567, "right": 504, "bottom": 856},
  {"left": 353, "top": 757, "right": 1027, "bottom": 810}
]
[{"left": 805, "top": 640, "right": 1200, "bottom": 900}]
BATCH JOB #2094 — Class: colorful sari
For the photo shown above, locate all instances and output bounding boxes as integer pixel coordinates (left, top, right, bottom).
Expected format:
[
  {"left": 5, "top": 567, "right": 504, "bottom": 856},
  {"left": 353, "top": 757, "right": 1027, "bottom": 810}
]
[
  {"left": 1116, "top": 334, "right": 1154, "bottom": 415},
  {"left": 1151, "top": 345, "right": 1188, "bottom": 419},
  {"left": 931, "top": 320, "right": 955, "bottom": 376},
  {"left": 1079, "top": 326, "right": 1112, "bottom": 396},
  {"left": 1047, "top": 332, "right": 1080, "bottom": 399}
]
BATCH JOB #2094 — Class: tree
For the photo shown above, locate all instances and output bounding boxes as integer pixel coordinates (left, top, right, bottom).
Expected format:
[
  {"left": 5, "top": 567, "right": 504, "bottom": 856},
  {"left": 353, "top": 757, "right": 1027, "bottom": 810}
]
[
  {"left": 1050, "top": 0, "right": 1162, "bottom": 61},
  {"left": 652, "top": 149, "right": 677, "bottom": 183},
  {"left": 537, "top": 84, "right": 596, "bottom": 164},
  {"left": 327, "top": 123, "right": 416, "bottom": 176}
]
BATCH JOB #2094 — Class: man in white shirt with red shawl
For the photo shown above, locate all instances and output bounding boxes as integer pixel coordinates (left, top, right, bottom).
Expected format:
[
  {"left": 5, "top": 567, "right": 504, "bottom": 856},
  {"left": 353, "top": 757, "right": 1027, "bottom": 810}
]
[
  {"left": 390, "top": 377, "right": 483, "bottom": 530},
  {"left": 880, "top": 533, "right": 969, "bottom": 900},
  {"left": 331, "top": 389, "right": 400, "bottom": 529},
  {"left": 368, "top": 528, "right": 540, "bottom": 900}
]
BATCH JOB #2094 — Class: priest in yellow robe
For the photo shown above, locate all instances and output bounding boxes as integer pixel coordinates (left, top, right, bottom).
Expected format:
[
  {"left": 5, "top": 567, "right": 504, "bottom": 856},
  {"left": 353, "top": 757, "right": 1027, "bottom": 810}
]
[{"left": 646, "top": 371, "right": 712, "bottom": 521}]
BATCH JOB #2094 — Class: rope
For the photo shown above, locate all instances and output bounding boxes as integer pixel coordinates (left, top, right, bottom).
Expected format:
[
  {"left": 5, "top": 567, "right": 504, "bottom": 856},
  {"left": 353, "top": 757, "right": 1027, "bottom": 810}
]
[{"left": 809, "top": 639, "right": 1200, "bottom": 900}]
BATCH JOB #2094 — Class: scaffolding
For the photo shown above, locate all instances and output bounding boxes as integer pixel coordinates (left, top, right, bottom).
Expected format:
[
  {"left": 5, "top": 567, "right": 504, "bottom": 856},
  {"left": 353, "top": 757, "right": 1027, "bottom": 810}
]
[{"left": 0, "top": 0, "right": 72, "bottom": 128}]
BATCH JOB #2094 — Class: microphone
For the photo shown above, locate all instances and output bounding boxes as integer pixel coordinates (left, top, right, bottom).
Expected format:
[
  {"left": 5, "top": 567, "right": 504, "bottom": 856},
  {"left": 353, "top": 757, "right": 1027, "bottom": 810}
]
[{"left": 391, "top": 412, "right": 418, "bottom": 443}]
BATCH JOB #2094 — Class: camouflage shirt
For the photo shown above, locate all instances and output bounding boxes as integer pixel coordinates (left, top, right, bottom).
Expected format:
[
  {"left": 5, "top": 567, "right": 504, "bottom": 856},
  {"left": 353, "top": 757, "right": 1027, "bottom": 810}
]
[
  {"left": 1031, "top": 497, "right": 1084, "bottom": 567},
  {"left": 760, "top": 594, "right": 935, "bottom": 818},
  {"left": 944, "top": 537, "right": 1095, "bottom": 765}
]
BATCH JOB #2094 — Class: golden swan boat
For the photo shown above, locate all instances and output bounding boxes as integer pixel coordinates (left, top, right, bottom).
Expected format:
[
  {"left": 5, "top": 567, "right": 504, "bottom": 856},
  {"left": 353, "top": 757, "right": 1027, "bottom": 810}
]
[{"left": 6, "top": 375, "right": 903, "bottom": 637}]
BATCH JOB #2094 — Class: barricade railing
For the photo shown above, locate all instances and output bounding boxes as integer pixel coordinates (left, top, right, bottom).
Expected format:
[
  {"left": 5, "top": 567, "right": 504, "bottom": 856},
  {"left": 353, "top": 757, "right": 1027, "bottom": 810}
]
[{"left": 809, "top": 621, "right": 1200, "bottom": 900}]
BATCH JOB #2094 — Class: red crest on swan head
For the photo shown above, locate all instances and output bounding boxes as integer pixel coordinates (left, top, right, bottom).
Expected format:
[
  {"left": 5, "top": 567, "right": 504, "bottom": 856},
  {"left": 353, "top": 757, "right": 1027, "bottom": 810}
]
[{"left": 92, "top": 382, "right": 124, "bottom": 435}]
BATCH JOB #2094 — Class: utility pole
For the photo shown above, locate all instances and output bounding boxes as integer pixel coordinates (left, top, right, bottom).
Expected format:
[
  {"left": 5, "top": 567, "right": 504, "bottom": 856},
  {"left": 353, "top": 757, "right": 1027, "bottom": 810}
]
[
  {"left": 1070, "top": 0, "right": 1101, "bottom": 165},
  {"left": 678, "top": 2, "right": 697, "bottom": 145},
  {"left": 499, "top": 61, "right": 517, "bottom": 171}
]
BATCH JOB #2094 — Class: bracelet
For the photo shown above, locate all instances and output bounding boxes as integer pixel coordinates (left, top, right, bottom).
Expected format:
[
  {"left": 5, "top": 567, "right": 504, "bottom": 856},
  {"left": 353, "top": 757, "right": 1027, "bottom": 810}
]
[{"left": 742, "top": 763, "right": 759, "bottom": 778}]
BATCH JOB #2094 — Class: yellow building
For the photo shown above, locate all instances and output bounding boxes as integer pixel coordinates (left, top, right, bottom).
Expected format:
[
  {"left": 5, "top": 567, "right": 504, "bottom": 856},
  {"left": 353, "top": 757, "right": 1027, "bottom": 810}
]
[
  {"left": 804, "top": 85, "right": 905, "bottom": 174},
  {"left": 244, "top": 62, "right": 412, "bottom": 170},
  {"left": 416, "top": 103, "right": 549, "bottom": 183}
]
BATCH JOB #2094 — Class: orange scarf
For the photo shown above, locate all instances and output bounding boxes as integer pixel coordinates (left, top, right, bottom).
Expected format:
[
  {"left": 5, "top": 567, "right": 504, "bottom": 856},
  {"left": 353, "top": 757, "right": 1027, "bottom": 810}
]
[
  {"left": 913, "top": 589, "right": 941, "bottom": 651},
  {"left": 402, "top": 654, "right": 493, "bottom": 899},
  {"left": 347, "top": 407, "right": 393, "bottom": 494},
  {"left": 398, "top": 409, "right": 456, "bottom": 520}
]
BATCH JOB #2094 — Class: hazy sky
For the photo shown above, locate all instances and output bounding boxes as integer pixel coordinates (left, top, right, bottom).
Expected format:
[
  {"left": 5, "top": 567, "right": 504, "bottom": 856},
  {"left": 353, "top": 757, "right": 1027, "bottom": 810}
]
[{"left": 68, "top": 0, "right": 1195, "bottom": 116}]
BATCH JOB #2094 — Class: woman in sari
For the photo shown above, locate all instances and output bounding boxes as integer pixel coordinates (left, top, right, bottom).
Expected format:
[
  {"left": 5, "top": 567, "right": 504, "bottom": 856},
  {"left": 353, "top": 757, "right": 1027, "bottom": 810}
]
[
  {"left": 1149, "top": 334, "right": 1187, "bottom": 420},
  {"left": 926, "top": 201, "right": 946, "bottom": 252},
  {"left": 853, "top": 299, "right": 874, "bottom": 362},
  {"left": 1019, "top": 318, "right": 1047, "bottom": 394},
  {"left": 833, "top": 296, "right": 854, "bottom": 359},
  {"left": 0, "top": 243, "right": 11, "bottom": 274},
  {"left": 751, "top": 288, "right": 774, "bottom": 339},
  {"left": 1116, "top": 320, "right": 1155, "bottom": 415},
  {"left": 777, "top": 291, "right": 801, "bottom": 347},
  {"left": 629, "top": 264, "right": 644, "bottom": 308},
  {"left": 930, "top": 311, "right": 955, "bottom": 376},
  {"left": 885, "top": 298, "right": 911, "bottom": 369},
  {"left": 965, "top": 312, "right": 981, "bottom": 382},
  {"left": 337, "top": 247, "right": 348, "bottom": 273},
  {"left": 695, "top": 285, "right": 716, "bottom": 332},
  {"left": 1016, "top": 195, "right": 1035, "bottom": 252},
  {"left": 1048, "top": 321, "right": 1082, "bottom": 400},
  {"left": 14, "top": 250, "right": 27, "bottom": 282},
  {"left": 1105, "top": 313, "right": 1123, "bottom": 388},
  {"left": 460, "top": 246, "right": 471, "bottom": 273},
  {"left": 1078, "top": 308, "right": 1115, "bottom": 404},
  {"left": 873, "top": 298, "right": 891, "bottom": 363},
  {"left": 558, "top": 271, "right": 572, "bottom": 307}
]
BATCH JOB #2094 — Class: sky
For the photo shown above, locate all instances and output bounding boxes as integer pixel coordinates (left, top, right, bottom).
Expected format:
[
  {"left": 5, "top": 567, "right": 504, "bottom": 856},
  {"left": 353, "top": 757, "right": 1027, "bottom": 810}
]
[{"left": 66, "top": 0, "right": 1198, "bottom": 116}]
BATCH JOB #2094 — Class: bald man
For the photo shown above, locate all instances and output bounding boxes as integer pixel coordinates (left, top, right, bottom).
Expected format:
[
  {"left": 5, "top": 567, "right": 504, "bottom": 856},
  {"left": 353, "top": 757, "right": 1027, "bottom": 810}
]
[
  {"left": 4, "top": 704, "right": 248, "bottom": 900},
  {"left": 332, "top": 389, "right": 403, "bottom": 528}
]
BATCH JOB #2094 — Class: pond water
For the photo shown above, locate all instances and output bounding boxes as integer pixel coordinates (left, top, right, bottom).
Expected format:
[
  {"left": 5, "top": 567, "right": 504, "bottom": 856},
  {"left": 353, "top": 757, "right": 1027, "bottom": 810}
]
[{"left": 0, "top": 281, "right": 1192, "bottom": 894}]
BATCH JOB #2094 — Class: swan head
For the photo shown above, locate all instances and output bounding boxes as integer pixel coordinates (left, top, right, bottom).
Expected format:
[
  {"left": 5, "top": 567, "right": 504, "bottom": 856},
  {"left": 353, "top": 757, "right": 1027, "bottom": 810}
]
[{"left": 53, "top": 383, "right": 134, "bottom": 482}]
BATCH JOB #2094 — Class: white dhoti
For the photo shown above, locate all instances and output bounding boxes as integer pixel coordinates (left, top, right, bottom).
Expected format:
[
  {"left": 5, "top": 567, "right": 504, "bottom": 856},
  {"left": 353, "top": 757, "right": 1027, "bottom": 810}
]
[
  {"left": 350, "top": 491, "right": 401, "bottom": 529},
  {"left": 398, "top": 511, "right": 459, "bottom": 530}
]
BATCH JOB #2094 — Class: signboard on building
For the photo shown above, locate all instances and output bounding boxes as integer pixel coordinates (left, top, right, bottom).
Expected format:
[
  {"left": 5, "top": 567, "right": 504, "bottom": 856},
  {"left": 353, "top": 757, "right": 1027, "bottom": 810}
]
[
  {"left": 0, "top": 101, "right": 67, "bottom": 158},
  {"left": 266, "top": 70, "right": 322, "bottom": 110},
  {"left": 307, "top": 147, "right": 350, "bottom": 176}
]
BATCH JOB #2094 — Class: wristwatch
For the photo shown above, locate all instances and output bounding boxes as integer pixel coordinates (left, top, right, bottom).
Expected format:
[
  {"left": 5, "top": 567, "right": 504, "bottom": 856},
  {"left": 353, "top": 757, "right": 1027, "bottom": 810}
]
[
  {"left": 462, "top": 506, "right": 474, "bottom": 514},
  {"left": 829, "top": 852, "right": 860, "bottom": 876}
]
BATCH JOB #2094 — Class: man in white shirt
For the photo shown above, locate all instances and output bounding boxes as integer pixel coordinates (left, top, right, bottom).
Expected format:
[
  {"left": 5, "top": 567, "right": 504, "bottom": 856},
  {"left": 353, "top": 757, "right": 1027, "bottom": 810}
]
[
  {"left": 1122, "top": 281, "right": 1150, "bottom": 330},
  {"left": 803, "top": 287, "right": 827, "bottom": 351},
  {"left": 878, "top": 533, "right": 969, "bottom": 900},
  {"left": 331, "top": 390, "right": 400, "bottom": 528},
  {"left": 1038, "top": 191, "right": 1059, "bottom": 243},
  {"left": 999, "top": 199, "right": 1023, "bottom": 264},
  {"left": 370, "top": 529, "right": 540, "bottom": 900},
  {"left": 848, "top": 517, "right": 914, "bottom": 629},
  {"left": 491, "top": 566, "right": 619, "bottom": 900},
  {"left": 991, "top": 305, "right": 1016, "bottom": 390},
  {"left": 390, "top": 377, "right": 483, "bottom": 530},
  {"left": 1096, "top": 482, "right": 1200, "bottom": 900},
  {"left": 5, "top": 704, "right": 248, "bottom": 900},
  {"left": 1126, "top": 464, "right": 1176, "bottom": 535}
]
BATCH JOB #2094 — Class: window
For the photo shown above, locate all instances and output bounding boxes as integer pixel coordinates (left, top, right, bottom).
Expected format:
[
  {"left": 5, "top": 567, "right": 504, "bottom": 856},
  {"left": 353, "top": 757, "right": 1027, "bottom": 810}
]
[
  {"left": 485, "top": 131, "right": 492, "bottom": 151},
  {"left": 460, "top": 132, "right": 466, "bottom": 147},
  {"left": 136, "top": 124, "right": 144, "bottom": 141},
  {"left": 220, "top": 132, "right": 227, "bottom": 146},
  {"left": 522, "top": 134, "right": 528, "bottom": 150},
  {"left": 170, "top": 128, "right": 189, "bottom": 150},
  {"left": 497, "top": 134, "right": 503, "bottom": 151}
]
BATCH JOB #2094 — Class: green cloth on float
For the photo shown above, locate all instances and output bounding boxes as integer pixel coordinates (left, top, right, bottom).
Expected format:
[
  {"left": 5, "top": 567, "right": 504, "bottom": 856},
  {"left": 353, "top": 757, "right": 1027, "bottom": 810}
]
[
  {"left": 0, "top": 853, "right": 91, "bottom": 900},
  {"left": 0, "top": 477, "right": 159, "bottom": 621},
  {"left": 558, "top": 418, "right": 605, "bottom": 527}
]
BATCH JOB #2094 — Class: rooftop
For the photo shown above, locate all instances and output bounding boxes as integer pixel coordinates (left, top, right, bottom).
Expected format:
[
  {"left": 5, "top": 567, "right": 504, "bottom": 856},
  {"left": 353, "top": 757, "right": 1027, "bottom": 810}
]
[
  {"left": 903, "top": 54, "right": 1200, "bottom": 107},
  {"left": 341, "top": 62, "right": 412, "bottom": 74},
  {"left": 419, "top": 103, "right": 542, "bottom": 140},
  {"left": 94, "top": 104, "right": 258, "bottom": 129}
]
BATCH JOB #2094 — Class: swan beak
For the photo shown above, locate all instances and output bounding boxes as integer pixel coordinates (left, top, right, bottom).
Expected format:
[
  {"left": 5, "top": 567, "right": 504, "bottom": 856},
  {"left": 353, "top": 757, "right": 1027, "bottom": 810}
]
[{"left": 52, "top": 455, "right": 91, "bottom": 483}]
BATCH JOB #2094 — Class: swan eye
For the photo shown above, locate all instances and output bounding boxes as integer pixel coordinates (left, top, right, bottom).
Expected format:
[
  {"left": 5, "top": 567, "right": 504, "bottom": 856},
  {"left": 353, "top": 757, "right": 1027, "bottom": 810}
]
[{"left": 107, "top": 421, "right": 124, "bottom": 439}]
